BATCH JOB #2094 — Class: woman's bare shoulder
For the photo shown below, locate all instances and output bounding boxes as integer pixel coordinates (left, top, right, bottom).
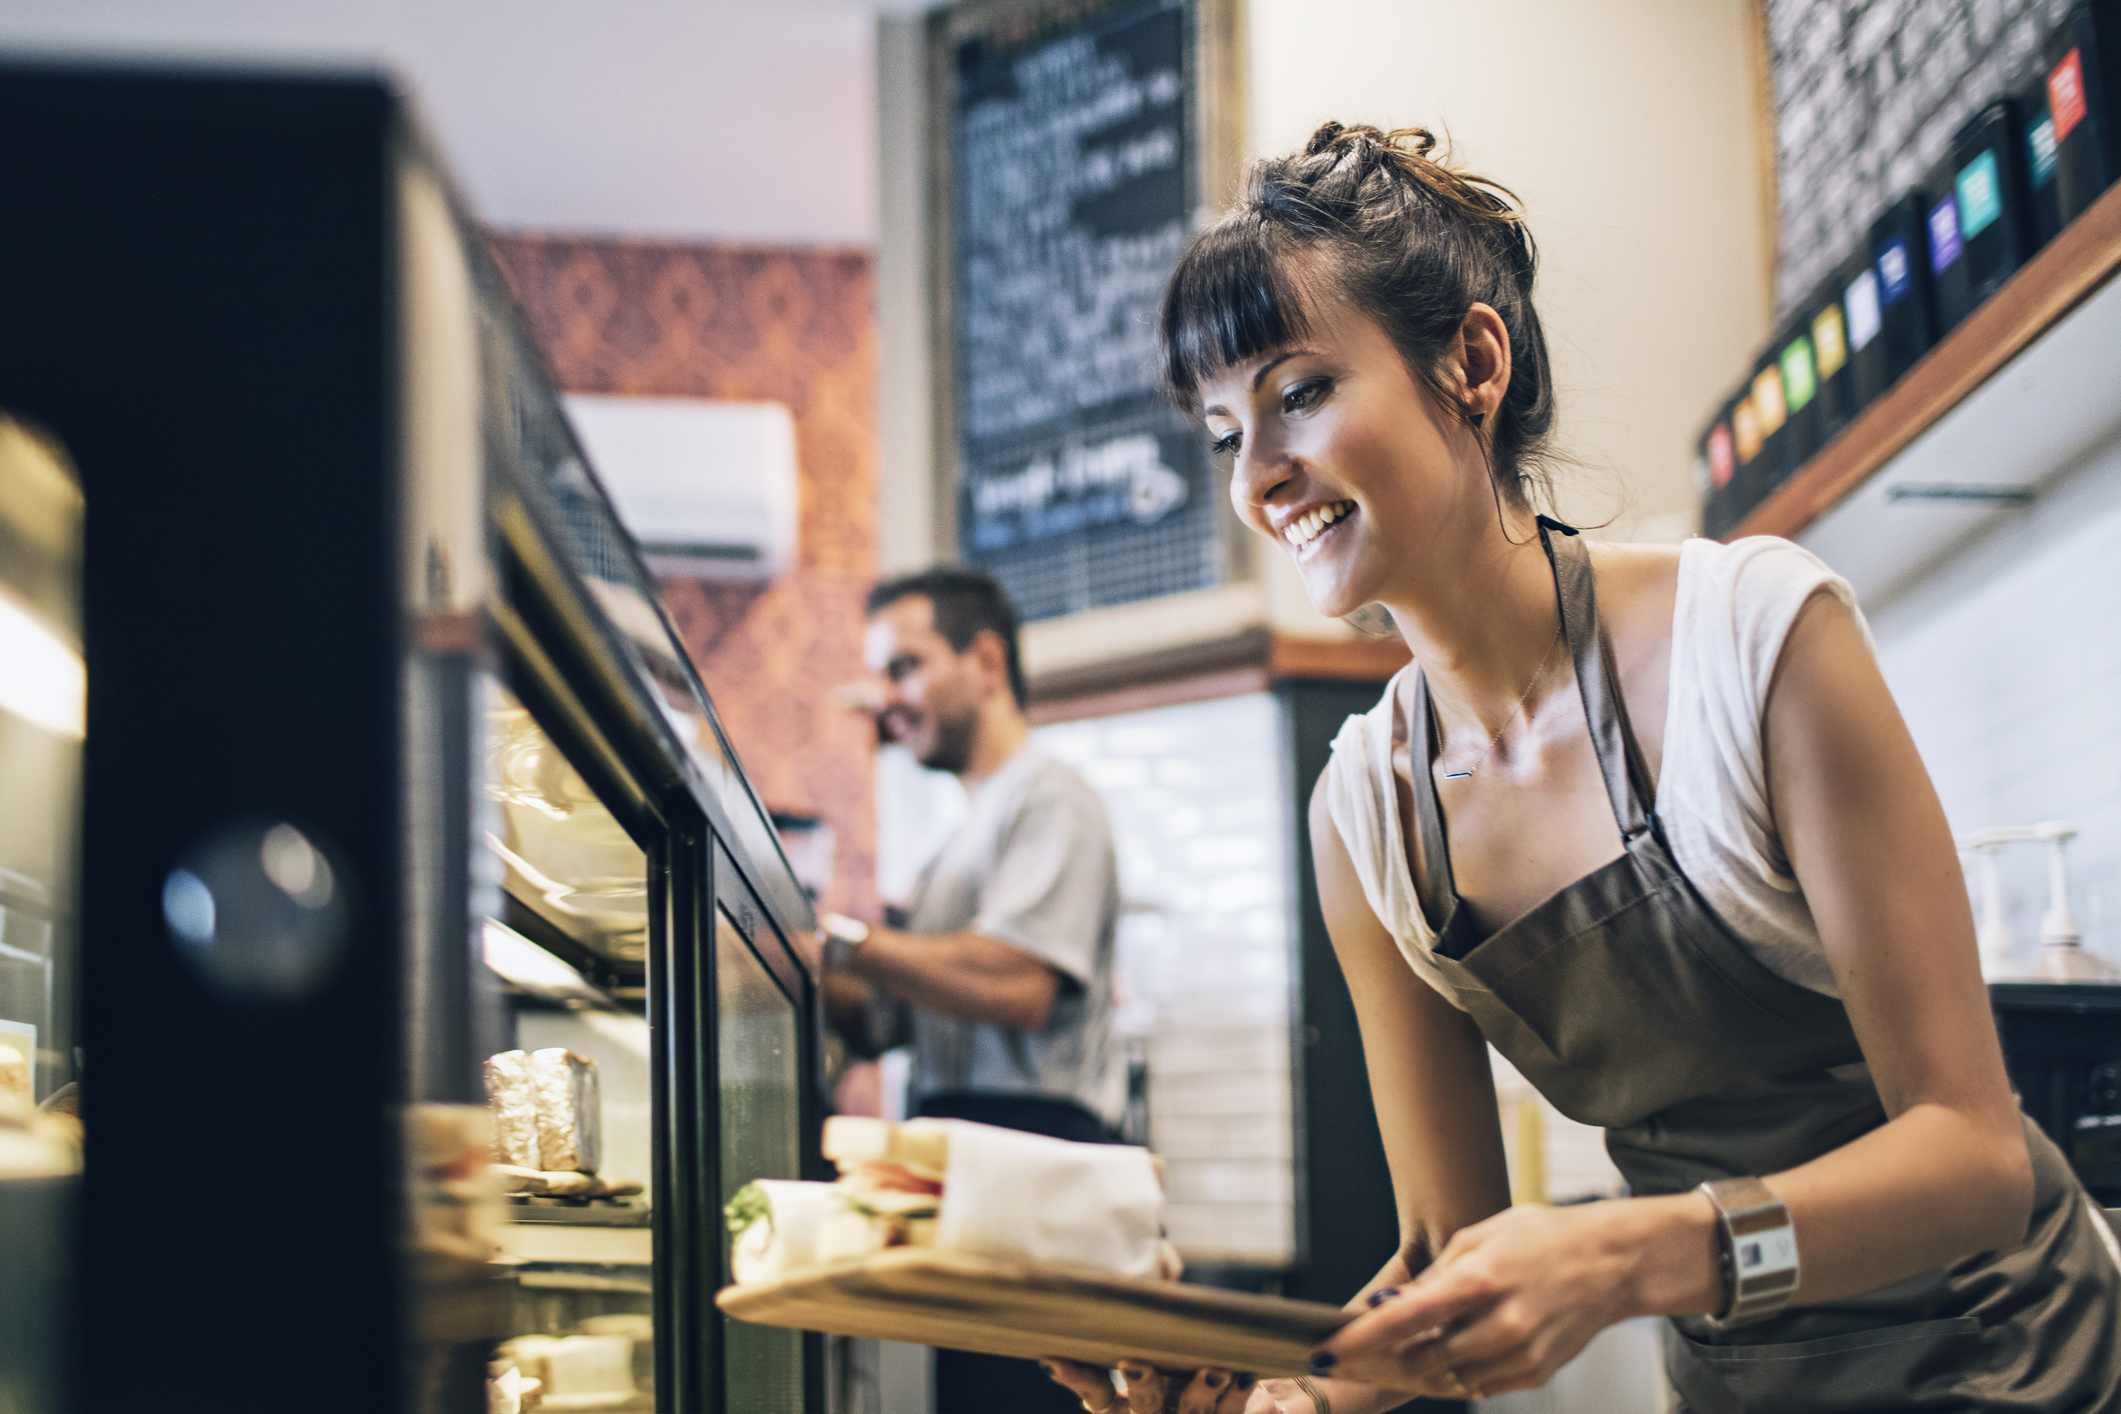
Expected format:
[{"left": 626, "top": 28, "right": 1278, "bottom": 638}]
[{"left": 1584, "top": 539, "right": 1684, "bottom": 640}]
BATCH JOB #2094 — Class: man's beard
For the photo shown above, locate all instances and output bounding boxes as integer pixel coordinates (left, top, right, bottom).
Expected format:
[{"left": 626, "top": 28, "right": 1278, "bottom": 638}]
[{"left": 916, "top": 702, "right": 980, "bottom": 774}]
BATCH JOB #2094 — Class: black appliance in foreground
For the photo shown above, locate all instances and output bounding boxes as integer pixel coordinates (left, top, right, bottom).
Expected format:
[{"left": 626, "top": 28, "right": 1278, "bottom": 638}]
[
  {"left": 0, "top": 62, "right": 820, "bottom": 1414},
  {"left": 1991, "top": 983, "right": 2121, "bottom": 1205}
]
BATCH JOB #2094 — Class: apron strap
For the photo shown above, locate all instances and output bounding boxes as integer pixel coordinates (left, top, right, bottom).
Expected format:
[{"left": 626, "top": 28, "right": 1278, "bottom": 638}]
[
  {"left": 1537, "top": 517, "right": 1655, "bottom": 842},
  {"left": 1405, "top": 670, "right": 1459, "bottom": 925},
  {"left": 1400, "top": 517, "right": 1660, "bottom": 924}
]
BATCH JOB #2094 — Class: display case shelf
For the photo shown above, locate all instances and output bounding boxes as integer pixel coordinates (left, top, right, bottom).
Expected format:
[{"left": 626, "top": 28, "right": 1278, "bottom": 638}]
[{"left": 1731, "top": 181, "right": 2121, "bottom": 548}]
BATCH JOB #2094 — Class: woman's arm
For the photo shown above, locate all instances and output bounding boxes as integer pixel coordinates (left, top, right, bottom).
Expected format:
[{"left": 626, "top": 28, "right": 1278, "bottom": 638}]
[
  {"left": 1297, "top": 779, "right": 1514, "bottom": 1411},
  {"left": 1315, "top": 591, "right": 2033, "bottom": 1397}
]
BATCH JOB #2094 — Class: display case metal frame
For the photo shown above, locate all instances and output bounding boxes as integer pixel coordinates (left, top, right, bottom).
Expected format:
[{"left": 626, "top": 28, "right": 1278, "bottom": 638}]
[{"left": 0, "top": 59, "right": 821, "bottom": 1414}]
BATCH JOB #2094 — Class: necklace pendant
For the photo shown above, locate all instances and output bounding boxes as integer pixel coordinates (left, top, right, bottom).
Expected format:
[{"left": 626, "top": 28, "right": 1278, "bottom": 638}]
[{"left": 1442, "top": 770, "right": 1473, "bottom": 780}]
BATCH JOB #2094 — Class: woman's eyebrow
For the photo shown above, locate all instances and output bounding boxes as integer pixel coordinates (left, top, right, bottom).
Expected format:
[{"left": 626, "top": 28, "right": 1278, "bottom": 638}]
[
  {"left": 1202, "top": 348, "right": 1319, "bottom": 416},
  {"left": 1251, "top": 349, "right": 1313, "bottom": 391}
]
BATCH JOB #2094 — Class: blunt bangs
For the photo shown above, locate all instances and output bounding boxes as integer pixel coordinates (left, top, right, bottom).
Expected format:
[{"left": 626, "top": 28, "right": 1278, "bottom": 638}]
[{"left": 1158, "top": 217, "right": 1318, "bottom": 413}]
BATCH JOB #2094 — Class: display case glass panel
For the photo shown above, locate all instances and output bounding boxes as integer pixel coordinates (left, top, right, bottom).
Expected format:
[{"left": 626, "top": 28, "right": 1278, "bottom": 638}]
[
  {"left": 716, "top": 905, "right": 805, "bottom": 1413},
  {"left": 479, "top": 679, "right": 659, "bottom": 1414},
  {"left": 0, "top": 413, "right": 83, "bottom": 1413}
]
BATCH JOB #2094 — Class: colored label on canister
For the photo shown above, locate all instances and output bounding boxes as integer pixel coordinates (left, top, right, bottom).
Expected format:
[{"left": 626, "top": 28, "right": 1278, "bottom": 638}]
[
  {"left": 1781, "top": 337, "right": 1817, "bottom": 412},
  {"left": 1846, "top": 269, "right": 1883, "bottom": 349},
  {"left": 1709, "top": 424, "right": 1734, "bottom": 488},
  {"left": 1734, "top": 399, "right": 1762, "bottom": 463},
  {"left": 1813, "top": 303, "right": 1849, "bottom": 378},
  {"left": 1878, "top": 240, "right": 1913, "bottom": 305},
  {"left": 1957, "top": 151, "right": 2003, "bottom": 239},
  {"left": 1928, "top": 196, "right": 1963, "bottom": 272},
  {"left": 1751, "top": 366, "right": 1787, "bottom": 433},
  {"left": 2052, "top": 48, "right": 2088, "bottom": 142},
  {"left": 2030, "top": 112, "right": 2060, "bottom": 187}
]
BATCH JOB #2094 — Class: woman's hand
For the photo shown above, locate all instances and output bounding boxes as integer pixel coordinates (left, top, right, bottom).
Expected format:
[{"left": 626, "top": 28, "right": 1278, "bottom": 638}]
[
  {"left": 1040, "top": 1359, "right": 1268, "bottom": 1413},
  {"left": 1310, "top": 1198, "right": 1715, "bottom": 1398}
]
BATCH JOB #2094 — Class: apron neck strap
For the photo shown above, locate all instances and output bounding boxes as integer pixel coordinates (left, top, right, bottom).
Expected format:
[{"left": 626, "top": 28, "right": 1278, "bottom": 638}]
[
  {"left": 1402, "top": 517, "right": 1658, "bottom": 924},
  {"left": 1537, "top": 517, "right": 1654, "bottom": 841}
]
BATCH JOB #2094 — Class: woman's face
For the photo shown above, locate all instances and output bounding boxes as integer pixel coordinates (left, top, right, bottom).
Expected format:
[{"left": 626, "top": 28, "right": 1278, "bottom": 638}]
[{"left": 1197, "top": 298, "right": 1490, "bottom": 621}]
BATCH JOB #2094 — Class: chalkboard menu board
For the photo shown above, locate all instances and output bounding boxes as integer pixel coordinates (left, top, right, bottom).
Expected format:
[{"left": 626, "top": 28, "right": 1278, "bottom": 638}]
[{"left": 948, "top": 0, "right": 1223, "bottom": 623}]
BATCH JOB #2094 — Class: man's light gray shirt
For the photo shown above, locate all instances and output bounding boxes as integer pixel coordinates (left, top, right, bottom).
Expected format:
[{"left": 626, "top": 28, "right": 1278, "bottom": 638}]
[{"left": 897, "top": 747, "right": 1121, "bottom": 1123}]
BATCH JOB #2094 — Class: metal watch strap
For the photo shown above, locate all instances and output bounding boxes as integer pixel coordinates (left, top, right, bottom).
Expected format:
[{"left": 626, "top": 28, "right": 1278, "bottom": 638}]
[{"left": 1699, "top": 1175, "right": 1799, "bottom": 1329}]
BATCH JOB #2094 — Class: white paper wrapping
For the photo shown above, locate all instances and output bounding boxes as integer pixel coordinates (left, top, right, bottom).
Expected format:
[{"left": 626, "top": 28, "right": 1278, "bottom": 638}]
[
  {"left": 731, "top": 1179, "right": 864, "bottom": 1284},
  {"left": 933, "top": 1121, "right": 1164, "bottom": 1277}
]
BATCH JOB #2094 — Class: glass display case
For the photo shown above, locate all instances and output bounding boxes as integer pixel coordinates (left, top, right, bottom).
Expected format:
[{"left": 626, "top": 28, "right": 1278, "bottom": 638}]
[{"left": 0, "top": 61, "right": 820, "bottom": 1414}]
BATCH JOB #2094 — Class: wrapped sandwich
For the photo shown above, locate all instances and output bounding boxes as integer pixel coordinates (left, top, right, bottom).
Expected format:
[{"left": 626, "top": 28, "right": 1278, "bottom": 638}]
[{"left": 725, "top": 1117, "right": 1179, "bottom": 1285}]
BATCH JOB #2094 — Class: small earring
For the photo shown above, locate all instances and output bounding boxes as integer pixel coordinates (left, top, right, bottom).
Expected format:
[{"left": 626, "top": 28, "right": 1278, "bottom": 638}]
[{"left": 1469, "top": 411, "right": 1486, "bottom": 429}]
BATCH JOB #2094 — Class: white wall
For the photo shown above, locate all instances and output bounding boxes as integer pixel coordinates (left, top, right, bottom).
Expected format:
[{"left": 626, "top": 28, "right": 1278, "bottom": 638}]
[
  {"left": 1868, "top": 441, "right": 2121, "bottom": 971},
  {"left": 0, "top": 0, "right": 878, "bottom": 244},
  {"left": 1243, "top": 0, "right": 1772, "bottom": 542}
]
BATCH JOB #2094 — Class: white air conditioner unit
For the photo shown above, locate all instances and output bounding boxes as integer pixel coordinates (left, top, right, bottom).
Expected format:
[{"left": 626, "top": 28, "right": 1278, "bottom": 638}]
[{"left": 561, "top": 394, "right": 799, "bottom": 581}]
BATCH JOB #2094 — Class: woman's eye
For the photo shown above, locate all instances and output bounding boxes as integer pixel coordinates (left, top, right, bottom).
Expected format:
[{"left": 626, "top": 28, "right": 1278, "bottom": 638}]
[
  {"left": 1209, "top": 430, "right": 1241, "bottom": 459},
  {"left": 1284, "top": 378, "right": 1329, "bottom": 413}
]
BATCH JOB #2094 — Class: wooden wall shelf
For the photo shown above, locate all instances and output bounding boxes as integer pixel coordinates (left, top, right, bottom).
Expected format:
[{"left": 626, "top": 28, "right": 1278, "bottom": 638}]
[
  {"left": 1732, "top": 179, "right": 2121, "bottom": 542},
  {"left": 1025, "top": 630, "right": 1409, "bottom": 726}
]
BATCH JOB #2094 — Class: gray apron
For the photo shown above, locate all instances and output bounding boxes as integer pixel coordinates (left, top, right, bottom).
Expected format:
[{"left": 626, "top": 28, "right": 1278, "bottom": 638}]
[{"left": 1399, "top": 520, "right": 2121, "bottom": 1412}]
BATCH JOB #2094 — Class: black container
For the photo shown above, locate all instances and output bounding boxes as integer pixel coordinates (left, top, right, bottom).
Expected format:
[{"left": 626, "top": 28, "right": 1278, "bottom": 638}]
[
  {"left": 1775, "top": 319, "right": 1822, "bottom": 468},
  {"left": 1870, "top": 192, "right": 1936, "bottom": 383},
  {"left": 1806, "top": 274, "right": 1859, "bottom": 441},
  {"left": 1951, "top": 99, "right": 2034, "bottom": 305},
  {"left": 1729, "top": 387, "right": 1766, "bottom": 528},
  {"left": 1841, "top": 245, "right": 1890, "bottom": 410},
  {"left": 1699, "top": 401, "right": 1742, "bottom": 539},
  {"left": 1924, "top": 153, "right": 1978, "bottom": 337},
  {"left": 2025, "top": 70, "right": 2066, "bottom": 250},
  {"left": 2046, "top": 0, "right": 2121, "bottom": 226},
  {"left": 1747, "top": 350, "right": 1793, "bottom": 495},
  {"left": 1991, "top": 983, "right": 2121, "bottom": 1205}
]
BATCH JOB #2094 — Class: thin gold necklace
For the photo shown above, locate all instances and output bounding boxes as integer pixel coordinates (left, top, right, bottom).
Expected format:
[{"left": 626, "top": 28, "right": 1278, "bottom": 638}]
[{"left": 1439, "top": 620, "right": 1565, "bottom": 781}]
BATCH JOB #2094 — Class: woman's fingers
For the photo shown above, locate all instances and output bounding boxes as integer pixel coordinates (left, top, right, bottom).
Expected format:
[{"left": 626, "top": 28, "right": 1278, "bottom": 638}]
[
  {"left": 1115, "top": 1361, "right": 1170, "bottom": 1412},
  {"left": 1041, "top": 1359, "right": 1121, "bottom": 1411},
  {"left": 1176, "top": 1368, "right": 1248, "bottom": 1414}
]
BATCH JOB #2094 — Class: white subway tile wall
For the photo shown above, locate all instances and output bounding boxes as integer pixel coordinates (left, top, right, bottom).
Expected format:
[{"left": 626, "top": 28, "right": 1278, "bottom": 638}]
[
  {"left": 1859, "top": 440, "right": 2121, "bottom": 971},
  {"left": 1036, "top": 693, "right": 1298, "bottom": 1268}
]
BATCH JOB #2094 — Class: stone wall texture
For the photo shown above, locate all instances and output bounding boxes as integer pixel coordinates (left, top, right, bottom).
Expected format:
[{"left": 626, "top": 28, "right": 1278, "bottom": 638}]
[
  {"left": 489, "top": 233, "right": 880, "bottom": 922},
  {"left": 1771, "top": 0, "right": 2074, "bottom": 314}
]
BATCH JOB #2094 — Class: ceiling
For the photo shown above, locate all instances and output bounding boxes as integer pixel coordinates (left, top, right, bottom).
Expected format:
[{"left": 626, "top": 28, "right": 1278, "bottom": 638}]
[{"left": 0, "top": 0, "right": 882, "bottom": 245}]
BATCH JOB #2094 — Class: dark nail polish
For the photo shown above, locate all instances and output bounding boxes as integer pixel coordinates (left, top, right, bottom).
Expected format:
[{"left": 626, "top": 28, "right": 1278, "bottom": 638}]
[
  {"left": 1367, "top": 1286, "right": 1400, "bottom": 1307},
  {"left": 1310, "top": 1351, "right": 1338, "bottom": 1373},
  {"left": 1038, "top": 1362, "right": 1058, "bottom": 1377}
]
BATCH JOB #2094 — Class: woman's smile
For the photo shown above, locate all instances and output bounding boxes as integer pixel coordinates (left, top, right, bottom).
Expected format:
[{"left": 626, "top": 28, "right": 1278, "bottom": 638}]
[{"left": 1275, "top": 498, "right": 1359, "bottom": 559}]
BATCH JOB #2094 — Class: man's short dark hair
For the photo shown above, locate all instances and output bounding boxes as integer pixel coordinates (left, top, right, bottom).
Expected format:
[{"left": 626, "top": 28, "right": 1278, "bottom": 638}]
[{"left": 866, "top": 567, "right": 1027, "bottom": 709}]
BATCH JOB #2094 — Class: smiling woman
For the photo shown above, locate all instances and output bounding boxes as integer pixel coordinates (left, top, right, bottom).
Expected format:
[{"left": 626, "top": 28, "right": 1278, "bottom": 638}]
[{"left": 1040, "top": 122, "right": 2121, "bottom": 1414}]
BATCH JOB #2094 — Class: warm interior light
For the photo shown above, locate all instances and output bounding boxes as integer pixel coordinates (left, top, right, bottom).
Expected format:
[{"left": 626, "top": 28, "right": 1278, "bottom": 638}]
[
  {"left": 481, "top": 917, "right": 604, "bottom": 1006},
  {"left": 0, "top": 585, "right": 83, "bottom": 739}
]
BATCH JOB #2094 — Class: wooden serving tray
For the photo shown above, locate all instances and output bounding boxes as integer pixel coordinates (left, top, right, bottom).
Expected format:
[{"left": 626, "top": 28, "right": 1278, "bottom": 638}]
[{"left": 715, "top": 1248, "right": 1351, "bottom": 1376}]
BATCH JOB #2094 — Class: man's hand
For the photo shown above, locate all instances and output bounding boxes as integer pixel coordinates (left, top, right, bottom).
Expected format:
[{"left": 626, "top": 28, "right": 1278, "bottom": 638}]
[
  {"left": 1041, "top": 1360, "right": 1264, "bottom": 1413},
  {"left": 838, "top": 922, "right": 1064, "bottom": 1033}
]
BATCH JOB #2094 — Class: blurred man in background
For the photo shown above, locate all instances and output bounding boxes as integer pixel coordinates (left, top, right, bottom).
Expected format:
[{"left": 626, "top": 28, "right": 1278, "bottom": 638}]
[{"left": 812, "top": 566, "right": 1119, "bottom": 1414}]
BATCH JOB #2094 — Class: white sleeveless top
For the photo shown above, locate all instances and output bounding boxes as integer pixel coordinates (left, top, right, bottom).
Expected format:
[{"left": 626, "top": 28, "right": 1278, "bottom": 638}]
[{"left": 1324, "top": 535, "right": 1869, "bottom": 1005}]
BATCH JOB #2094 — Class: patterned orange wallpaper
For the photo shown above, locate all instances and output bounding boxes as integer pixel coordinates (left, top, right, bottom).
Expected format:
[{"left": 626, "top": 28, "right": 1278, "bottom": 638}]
[{"left": 488, "top": 233, "right": 879, "bottom": 921}]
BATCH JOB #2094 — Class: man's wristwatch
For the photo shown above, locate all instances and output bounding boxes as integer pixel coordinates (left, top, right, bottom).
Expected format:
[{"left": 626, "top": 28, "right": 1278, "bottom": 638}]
[
  {"left": 1699, "top": 1175, "right": 1799, "bottom": 1329},
  {"left": 818, "top": 913, "right": 871, "bottom": 972}
]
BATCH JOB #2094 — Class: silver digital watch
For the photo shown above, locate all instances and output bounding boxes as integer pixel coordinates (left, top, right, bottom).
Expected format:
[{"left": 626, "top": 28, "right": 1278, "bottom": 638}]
[{"left": 1699, "top": 1176, "right": 1800, "bottom": 1329}]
